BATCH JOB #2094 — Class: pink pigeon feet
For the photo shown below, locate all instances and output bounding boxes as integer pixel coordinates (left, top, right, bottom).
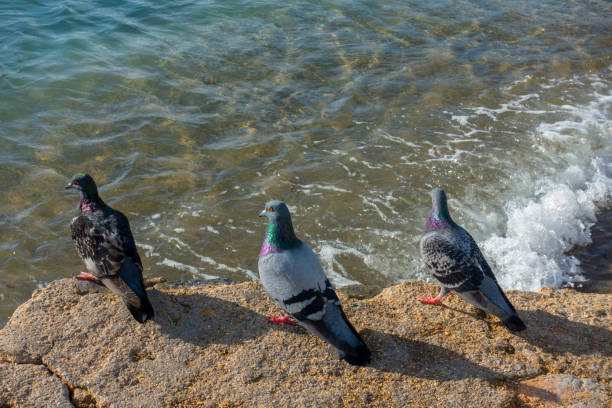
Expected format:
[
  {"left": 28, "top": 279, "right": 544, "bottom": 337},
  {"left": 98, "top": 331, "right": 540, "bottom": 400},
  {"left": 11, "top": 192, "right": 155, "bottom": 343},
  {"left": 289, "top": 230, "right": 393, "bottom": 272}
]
[
  {"left": 268, "top": 313, "right": 296, "bottom": 325},
  {"left": 76, "top": 272, "right": 103, "bottom": 286},
  {"left": 417, "top": 295, "right": 446, "bottom": 307}
]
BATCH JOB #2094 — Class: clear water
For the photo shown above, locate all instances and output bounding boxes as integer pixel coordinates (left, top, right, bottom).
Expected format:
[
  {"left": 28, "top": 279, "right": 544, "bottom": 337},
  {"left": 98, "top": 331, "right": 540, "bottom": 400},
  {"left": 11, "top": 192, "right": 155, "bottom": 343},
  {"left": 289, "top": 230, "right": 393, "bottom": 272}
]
[{"left": 1, "top": 0, "right": 611, "bottom": 324}]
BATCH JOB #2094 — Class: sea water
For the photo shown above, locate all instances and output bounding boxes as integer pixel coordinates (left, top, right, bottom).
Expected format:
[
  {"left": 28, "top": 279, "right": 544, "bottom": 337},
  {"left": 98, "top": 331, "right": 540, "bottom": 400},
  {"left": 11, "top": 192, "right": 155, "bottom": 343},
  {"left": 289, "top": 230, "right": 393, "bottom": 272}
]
[{"left": 1, "top": 0, "right": 610, "bottom": 324}]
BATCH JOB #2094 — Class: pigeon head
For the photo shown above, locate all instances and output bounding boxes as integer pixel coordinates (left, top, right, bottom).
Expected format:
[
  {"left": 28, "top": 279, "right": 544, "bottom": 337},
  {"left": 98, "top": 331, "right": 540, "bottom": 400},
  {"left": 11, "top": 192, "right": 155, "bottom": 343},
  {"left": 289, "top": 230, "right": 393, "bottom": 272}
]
[
  {"left": 259, "top": 200, "right": 300, "bottom": 251},
  {"left": 66, "top": 173, "right": 102, "bottom": 211},
  {"left": 429, "top": 188, "right": 448, "bottom": 210},
  {"left": 426, "top": 188, "right": 454, "bottom": 230},
  {"left": 66, "top": 173, "right": 98, "bottom": 195},
  {"left": 259, "top": 200, "right": 291, "bottom": 221}
]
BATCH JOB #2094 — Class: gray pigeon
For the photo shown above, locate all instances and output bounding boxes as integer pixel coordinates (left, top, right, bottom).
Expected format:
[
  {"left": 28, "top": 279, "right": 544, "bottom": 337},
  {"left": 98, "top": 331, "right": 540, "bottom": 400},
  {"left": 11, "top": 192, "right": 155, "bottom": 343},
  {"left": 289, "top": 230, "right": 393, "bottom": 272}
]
[
  {"left": 419, "top": 188, "right": 526, "bottom": 332},
  {"left": 66, "top": 173, "right": 154, "bottom": 323},
  {"left": 258, "top": 200, "right": 371, "bottom": 365}
]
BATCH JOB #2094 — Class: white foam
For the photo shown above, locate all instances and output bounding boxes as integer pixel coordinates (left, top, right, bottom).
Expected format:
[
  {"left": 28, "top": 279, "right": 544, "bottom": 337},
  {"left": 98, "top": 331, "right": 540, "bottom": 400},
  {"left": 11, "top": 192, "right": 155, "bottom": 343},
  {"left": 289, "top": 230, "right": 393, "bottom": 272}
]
[
  {"left": 157, "top": 258, "right": 218, "bottom": 280},
  {"left": 375, "top": 129, "right": 420, "bottom": 148},
  {"left": 157, "top": 258, "right": 200, "bottom": 274},
  {"left": 362, "top": 198, "right": 390, "bottom": 223},
  {"left": 440, "top": 73, "right": 612, "bottom": 291},
  {"left": 316, "top": 243, "right": 363, "bottom": 287},
  {"left": 137, "top": 243, "right": 159, "bottom": 257},
  {"left": 158, "top": 232, "right": 258, "bottom": 280},
  {"left": 451, "top": 115, "right": 470, "bottom": 126},
  {"left": 298, "top": 184, "right": 351, "bottom": 194},
  {"left": 203, "top": 225, "right": 220, "bottom": 234},
  {"left": 483, "top": 158, "right": 611, "bottom": 291},
  {"left": 471, "top": 93, "right": 546, "bottom": 120},
  {"left": 189, "top": 250, "right": 259, "bottom": 281}
]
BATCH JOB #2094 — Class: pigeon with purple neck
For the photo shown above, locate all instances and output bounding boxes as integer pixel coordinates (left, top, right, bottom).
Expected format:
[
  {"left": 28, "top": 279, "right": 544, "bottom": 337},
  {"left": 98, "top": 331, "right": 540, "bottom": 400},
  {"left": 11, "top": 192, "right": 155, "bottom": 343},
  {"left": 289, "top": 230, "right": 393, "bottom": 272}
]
[
  {"left": 66, "top": 173, "right": 154, "bottom": 323},
  {"left": 258, "top": 200, "right": 371, "bottom": 365},
  {"left": 419, "top": 188, "right": 526, "bottom": 332}
]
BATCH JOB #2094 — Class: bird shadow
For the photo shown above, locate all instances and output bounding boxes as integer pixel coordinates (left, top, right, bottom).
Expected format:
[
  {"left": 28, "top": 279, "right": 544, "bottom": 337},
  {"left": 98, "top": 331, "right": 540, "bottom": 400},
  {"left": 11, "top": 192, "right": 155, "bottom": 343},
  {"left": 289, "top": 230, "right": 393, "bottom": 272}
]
[
  {"left": 514, "top": 309, "right": 612, "bottom": 357},
  {"left": 148, "top": 288, "right": 504, "bottom": 381},
  {"left": 361, "top": 328, "right": 503, "bottom": 381},
  {"left": 147, "top": 288, "right": 301, "bottom": 347}
]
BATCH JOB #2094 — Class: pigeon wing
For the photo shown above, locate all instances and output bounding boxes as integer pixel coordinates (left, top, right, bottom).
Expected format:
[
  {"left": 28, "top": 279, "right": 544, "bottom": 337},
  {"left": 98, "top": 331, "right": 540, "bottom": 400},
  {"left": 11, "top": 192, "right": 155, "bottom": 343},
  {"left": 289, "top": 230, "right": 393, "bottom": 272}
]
[
  {"left": 70, "top": 214, "right": 123, "bottom": 279},
  {"left": 420, "top": 231, "right": 483, "bottom": 291},
  {"left": 70, "top": 210, "right": 152, "bottom": 322},
  {"left": 423, "top": 229, "right": 524, "bottom": 330},
  {"left": 465, "top": 234, "right": 519, "bottom": 318}
]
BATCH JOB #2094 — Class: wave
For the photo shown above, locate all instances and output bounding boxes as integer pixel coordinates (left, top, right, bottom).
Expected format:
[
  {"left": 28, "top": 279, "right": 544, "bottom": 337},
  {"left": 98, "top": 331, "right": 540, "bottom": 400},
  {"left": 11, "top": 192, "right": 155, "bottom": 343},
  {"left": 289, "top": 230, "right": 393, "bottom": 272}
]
[
  {"left": 480, "top": 77, "right": 612, "bottom": 291},
  {"left": 484, "top": 159, "right": 611, "bottom": 290}
]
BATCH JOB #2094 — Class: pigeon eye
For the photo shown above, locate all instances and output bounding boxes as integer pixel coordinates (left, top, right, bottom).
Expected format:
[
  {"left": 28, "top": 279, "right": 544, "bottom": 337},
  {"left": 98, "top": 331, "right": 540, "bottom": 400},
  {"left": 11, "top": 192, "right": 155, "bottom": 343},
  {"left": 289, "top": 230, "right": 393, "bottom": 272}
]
[
  {"left": 268, "top": 207, "right": 274, "bottom": 212},
  {"left": 74, "top": 180, "right": 80, "bottom": 185}
]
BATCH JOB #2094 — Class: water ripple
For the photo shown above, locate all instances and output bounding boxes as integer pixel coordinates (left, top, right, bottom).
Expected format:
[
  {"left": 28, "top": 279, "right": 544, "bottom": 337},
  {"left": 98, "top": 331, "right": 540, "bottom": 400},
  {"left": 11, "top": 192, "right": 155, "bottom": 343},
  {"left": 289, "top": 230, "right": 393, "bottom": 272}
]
[{"left": 0, "top": 0, "right": 611, "bottom": 324}]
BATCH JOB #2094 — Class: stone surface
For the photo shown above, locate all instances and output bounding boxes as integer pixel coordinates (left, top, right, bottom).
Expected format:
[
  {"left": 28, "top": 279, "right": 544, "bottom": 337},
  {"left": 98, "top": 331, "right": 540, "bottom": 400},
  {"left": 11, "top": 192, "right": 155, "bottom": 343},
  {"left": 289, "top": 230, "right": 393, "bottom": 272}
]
[
  {"left": 518, "top": 374, "right": 609, "bottom": 407},
  {"left": 0, "top": 278, "right": 610, "bottom": 407},
  {"left": 0, "top": 362, "right": 73, "bottom": 408}
]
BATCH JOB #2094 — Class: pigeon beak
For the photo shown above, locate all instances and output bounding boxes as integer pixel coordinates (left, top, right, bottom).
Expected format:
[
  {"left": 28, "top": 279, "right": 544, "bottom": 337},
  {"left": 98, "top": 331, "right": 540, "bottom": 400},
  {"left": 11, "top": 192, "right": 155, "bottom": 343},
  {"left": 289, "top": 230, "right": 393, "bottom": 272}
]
[
  {"left": 65, "top": 182, "right": 73, "bottom": 190},
  {"left": 258, "top": 209, "right": 267, "bottom": 217}
]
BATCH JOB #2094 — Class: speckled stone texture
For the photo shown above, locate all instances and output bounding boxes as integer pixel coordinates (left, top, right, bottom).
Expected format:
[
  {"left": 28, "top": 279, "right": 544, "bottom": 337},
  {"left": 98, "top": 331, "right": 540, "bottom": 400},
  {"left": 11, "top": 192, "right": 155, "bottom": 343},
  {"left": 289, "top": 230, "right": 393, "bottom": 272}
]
[
  {"left": 0, "top": 363, "right": 73, "bottom": 408},
  {"left": 517, "top": 373, "right": 609, "bottom": 407},
  {"left": 0, "top": 278, "right": 610, "bottom": 407}
]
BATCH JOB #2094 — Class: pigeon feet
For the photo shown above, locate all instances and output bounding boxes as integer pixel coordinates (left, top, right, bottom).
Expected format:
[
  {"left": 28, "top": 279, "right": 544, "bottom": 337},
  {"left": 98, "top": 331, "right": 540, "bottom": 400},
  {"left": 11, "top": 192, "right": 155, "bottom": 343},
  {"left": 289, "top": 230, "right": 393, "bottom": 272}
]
[
  {"left": 269, "top": 314, "right": 296, "bottom": 325},
  {"left": 417, "top": 295, "right": 446, "bottom": 307},
  {"left": 76, "top": 272, "right": 103, "bottom": 286}
]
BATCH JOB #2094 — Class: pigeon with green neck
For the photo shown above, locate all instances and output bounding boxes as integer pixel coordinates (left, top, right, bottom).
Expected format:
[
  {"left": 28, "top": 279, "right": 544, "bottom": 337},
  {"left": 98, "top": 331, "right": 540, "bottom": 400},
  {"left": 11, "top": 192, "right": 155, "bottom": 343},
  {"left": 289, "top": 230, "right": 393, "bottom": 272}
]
[
  {"left": 419, "top": 188, "right": 526, "bottom": 332},
  {"left": 258, "top": 200, "right": 371, "bottom": 365},
  {"left": 66, "top": 173, "right": 154, "bottom": 323}
]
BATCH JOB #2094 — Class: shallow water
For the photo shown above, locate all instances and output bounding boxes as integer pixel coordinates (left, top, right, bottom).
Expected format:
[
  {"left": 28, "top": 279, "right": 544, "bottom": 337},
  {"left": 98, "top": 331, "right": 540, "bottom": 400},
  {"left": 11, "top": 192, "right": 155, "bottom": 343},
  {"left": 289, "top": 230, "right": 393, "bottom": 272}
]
[{"left": 1, "top": 0, "right": 611, "bottom": 324}]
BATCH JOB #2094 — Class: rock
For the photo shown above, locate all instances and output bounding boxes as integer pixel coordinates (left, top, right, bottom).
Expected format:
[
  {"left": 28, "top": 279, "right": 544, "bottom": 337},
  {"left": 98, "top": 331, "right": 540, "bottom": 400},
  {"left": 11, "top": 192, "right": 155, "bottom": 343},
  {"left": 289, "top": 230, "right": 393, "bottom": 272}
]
[
  {"left": 0, "top": 279, "right": 610, "bottom": 407},
  {"left": 518, "top": 374, "right": 609, "bottom": 407},
  {"left": 144, "top": 277, "right": 167, "bottom": 288},
  {"left": 337, "top": 284, "right": 383, "bottom": 299},
  {"left": 539, "top": 287, "right": 555, "bottom": 296},
  {"left": 72, "top": 387, "right": 99, "bottom": 408},
  {"left": 0, "top": 363, "right": 73, "bottom": 408}
]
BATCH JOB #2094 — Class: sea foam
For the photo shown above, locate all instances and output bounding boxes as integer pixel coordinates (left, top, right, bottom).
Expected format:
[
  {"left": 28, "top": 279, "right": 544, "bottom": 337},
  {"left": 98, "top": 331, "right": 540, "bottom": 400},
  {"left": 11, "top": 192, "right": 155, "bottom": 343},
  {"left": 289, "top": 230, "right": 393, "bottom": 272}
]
[
  {"left": 484, "top": 159, "right": 611, "bottom": 291},
  {"left": 480, "top": 79, "right": 612, "bottom": 291}
]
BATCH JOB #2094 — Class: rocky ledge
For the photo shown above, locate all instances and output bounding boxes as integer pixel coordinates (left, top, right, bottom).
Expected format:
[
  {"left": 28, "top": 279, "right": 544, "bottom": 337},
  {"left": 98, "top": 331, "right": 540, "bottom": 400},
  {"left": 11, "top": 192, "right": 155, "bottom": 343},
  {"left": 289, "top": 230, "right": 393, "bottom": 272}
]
[{"left": 0, "top": 278, "right": 610, "bottom": 408}]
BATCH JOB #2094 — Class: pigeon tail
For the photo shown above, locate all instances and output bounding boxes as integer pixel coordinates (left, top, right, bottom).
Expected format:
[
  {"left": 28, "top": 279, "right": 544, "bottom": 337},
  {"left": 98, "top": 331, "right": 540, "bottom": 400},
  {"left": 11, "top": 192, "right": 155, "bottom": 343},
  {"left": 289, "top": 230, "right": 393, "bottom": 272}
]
[
  {"left": 331, "top": 309, "right": 371, "bottom": 366},
  {"left": 339, "top": 342, "right": 371, "bottom": 366},
  {"left": 125, "top": 295, "right": 154, "bottom": 323},
  {"left": 101, "top": 273, "right": 155, "bottom": 323},
  {"left": 502, "top": 315, "right": 526, "bottom": 332},
  {"left": 299, "top": 306, "right": 371, "bottom": 366}
]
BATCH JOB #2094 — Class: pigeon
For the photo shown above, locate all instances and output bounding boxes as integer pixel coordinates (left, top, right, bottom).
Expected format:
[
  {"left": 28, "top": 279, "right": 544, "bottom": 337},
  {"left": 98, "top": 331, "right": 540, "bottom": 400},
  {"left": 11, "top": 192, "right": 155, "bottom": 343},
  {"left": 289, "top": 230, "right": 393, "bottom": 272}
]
[
  {"left": 66, "top": 173, "right": 154, "bottom": 323},
  {"left": 258, "top": 200, "right": 371, "bottom": 365},
  {"left": 418, "top": 188, "right": 526, "bottom": 332}
]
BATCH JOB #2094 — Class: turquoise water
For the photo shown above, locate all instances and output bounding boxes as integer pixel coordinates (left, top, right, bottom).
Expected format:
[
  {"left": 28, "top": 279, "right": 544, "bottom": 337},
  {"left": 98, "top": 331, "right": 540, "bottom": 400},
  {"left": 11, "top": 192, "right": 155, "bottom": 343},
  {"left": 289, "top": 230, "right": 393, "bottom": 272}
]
[{"left": 1, "top": 0, "right": 611, "bottom": 324}]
